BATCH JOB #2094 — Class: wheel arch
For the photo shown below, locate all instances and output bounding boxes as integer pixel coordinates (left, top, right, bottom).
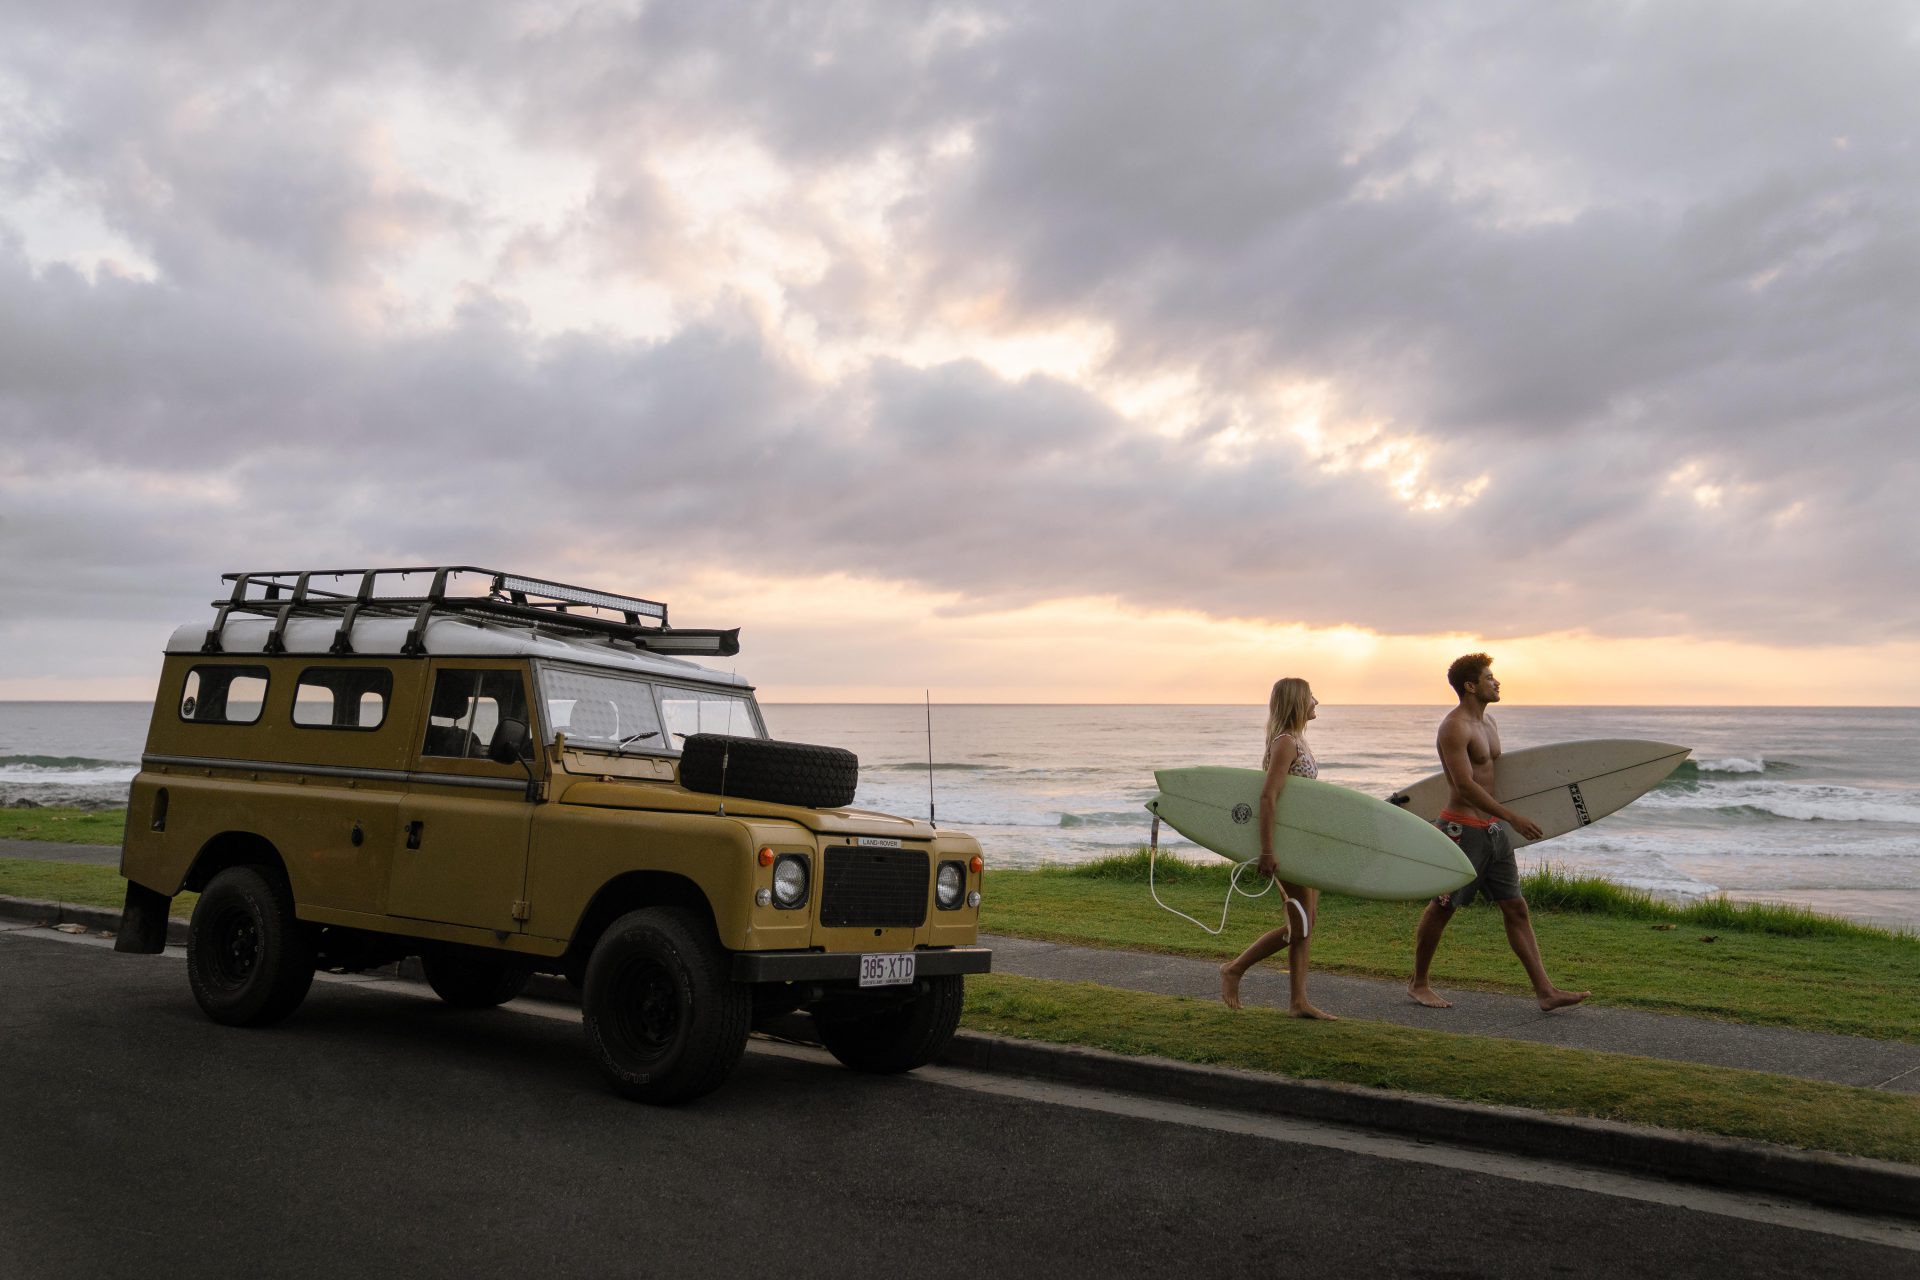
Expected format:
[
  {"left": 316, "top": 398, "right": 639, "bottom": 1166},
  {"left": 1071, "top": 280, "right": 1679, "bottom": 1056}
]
[
  {"left": 563, "top": 871, "right": 718, "bottom": 977},
  {"left": 183, "top": 831, "right": 289, "bottom": 895}
]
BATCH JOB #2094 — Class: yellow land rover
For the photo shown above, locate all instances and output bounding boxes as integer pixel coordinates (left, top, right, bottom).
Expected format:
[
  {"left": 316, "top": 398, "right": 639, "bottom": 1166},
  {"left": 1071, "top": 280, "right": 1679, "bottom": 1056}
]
[{"left": 115, "top": 567, "right": 989, "bottom": 1103}]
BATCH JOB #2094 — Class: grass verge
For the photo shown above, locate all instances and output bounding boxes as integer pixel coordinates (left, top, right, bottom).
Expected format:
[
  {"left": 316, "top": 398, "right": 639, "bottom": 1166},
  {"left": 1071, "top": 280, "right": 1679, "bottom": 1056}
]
[
  {"left": 0, "top": 807, "right": 127, "bottom": 845},
  {"left": 985, "top": 850, "right": 1920, "bottom": 1041},
  {"left": 963, "top": 973, "right": 1920, "bottom": 1164},
  {"left": 0, "top": 857, "right": 197, "bottom": 919}
]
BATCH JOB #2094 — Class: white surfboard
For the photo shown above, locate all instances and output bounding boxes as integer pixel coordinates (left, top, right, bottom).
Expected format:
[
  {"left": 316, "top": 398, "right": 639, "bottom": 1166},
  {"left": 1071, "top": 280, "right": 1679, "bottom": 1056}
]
[
  {"left": 1147, "top": 768, "right": 1475, "bottom": 901},
  {"left": 1386, "top": 739, "right": 1691, "bottom": 849}
]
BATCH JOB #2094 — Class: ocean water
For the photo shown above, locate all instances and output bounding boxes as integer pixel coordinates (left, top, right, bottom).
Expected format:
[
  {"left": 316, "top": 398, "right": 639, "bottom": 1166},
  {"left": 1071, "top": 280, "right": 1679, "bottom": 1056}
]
[{"left": 5, "top": 701, "right": 1918, "bottom": 929}]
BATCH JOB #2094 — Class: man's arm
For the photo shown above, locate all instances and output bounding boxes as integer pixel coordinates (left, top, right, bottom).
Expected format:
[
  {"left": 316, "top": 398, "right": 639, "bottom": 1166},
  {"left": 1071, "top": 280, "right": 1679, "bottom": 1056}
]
[{"left": 1438, "top": 718, "right": 1543, "bottom": 839}]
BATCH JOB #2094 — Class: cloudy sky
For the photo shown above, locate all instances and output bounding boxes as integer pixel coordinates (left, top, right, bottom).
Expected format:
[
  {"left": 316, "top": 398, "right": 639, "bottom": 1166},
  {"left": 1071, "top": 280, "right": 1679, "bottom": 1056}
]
[{"left": 2, "top": 1, "right": 1916, "bottom": 703}]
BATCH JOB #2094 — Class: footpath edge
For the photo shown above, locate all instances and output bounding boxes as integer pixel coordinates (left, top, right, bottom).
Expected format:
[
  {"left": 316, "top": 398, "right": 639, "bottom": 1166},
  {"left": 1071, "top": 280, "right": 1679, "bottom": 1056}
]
[{"left": 4, "top": 893, "right": 1916, "bottom": 1222}]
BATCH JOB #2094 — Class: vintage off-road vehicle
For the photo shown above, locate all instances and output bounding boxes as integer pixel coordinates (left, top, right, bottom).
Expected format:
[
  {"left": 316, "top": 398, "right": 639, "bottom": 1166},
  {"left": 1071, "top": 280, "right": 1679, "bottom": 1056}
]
[{"left": 115, "top": 567, "right": 989, "bottom": 1102}]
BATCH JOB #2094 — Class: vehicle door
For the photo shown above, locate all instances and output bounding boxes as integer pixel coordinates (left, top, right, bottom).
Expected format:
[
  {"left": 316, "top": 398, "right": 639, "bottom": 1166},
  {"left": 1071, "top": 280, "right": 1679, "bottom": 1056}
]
[{"left": 389, "top": 661, "right": 541, "bottom": 933}]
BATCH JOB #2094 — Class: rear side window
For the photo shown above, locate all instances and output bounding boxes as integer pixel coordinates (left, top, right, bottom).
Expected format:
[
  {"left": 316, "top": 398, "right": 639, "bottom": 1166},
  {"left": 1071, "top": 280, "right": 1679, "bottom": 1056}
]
[
  {"left": 293, "top": 667, "right": 393, "bottom": 730},
  {"left": 180, "top": 666, "right": 270, "bottom": 725}
]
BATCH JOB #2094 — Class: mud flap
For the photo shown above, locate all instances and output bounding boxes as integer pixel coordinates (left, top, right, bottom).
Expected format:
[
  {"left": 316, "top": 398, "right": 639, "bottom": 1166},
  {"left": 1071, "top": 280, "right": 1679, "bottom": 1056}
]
[{"left": 113, "top": 881, "right": 173, "bottom": 954}]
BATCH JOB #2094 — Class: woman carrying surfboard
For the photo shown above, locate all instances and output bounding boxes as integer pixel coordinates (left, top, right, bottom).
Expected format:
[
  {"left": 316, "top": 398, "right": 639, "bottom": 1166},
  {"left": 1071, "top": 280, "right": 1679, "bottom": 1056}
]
[{"left": 1219, "top": 677, "right": 1338, "bottom": 1020}]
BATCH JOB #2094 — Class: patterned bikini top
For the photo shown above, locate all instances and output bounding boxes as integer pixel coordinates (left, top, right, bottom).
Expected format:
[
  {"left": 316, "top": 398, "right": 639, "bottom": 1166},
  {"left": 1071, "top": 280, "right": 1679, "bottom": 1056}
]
[{"left": 1266, "top": 732, "right": 1318, "bottom": 779}]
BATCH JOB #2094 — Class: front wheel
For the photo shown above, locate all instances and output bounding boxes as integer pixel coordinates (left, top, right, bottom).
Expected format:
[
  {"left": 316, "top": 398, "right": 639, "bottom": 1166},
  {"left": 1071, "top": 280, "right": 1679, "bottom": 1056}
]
[
  {"left": 187, "top": 865, "right": 315, "bottom": 1026},
  {"left": 581, "top": 907, "right": 751, "bottom": 1104},
  {"left": 816, "top": 974, "right": 964, "bottom": 1074},
  {"left": 421, "top": 946, "right": 534, "bottom": 1009}
]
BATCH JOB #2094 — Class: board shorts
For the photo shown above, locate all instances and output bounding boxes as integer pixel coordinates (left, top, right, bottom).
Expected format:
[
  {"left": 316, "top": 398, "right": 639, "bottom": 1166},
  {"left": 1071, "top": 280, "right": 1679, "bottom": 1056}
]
[{"left": 1432, "top": 810, "right": 1522, "bottom": 909}]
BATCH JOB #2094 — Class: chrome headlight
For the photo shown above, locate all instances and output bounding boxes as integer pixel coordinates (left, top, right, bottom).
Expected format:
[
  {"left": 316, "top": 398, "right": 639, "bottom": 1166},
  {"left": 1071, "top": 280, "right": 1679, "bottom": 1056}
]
[
  {"left": 772, "top": 855, "right": 810, "bottom": 909},
  {"left": 936, "top": 860, "right": 964, "bottom": 910}
]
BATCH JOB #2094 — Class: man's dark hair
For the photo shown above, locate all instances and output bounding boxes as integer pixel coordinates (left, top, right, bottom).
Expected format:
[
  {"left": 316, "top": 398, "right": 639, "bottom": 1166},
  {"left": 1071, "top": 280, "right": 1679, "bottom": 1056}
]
[{"left": 1448, "top": 653, "right": 1492, "bottom": 698}]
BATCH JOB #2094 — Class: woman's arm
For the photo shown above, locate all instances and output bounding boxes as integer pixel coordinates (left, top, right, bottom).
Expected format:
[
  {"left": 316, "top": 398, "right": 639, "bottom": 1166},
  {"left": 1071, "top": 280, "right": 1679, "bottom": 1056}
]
[{"left": 1257, "top": 735, "right": 1297, "bottom": 879}]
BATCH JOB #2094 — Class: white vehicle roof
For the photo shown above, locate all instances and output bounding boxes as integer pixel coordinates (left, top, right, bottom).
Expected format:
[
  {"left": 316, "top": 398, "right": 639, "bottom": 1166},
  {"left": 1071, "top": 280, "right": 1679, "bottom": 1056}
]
[{"left": 167, "top": 617, "right": 752, "bottom": 689}]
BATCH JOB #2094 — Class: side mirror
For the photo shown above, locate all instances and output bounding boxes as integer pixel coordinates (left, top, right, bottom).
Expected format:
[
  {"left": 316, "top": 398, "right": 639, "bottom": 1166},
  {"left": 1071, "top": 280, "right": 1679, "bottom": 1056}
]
[{"left": 488, "top": 718, "right": 531, "bottom": 766}]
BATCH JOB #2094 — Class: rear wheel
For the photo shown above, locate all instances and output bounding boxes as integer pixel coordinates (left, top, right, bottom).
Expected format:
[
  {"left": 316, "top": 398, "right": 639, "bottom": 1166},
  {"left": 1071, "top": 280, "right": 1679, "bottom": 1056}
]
[
  {"left": 582, "top": 907, "right": 751, "bottom": 1104},
  {"left": 816, "top": 975, "right": 963, "bottom": 1074},
  {"left": 421, "top": 946, "right": 534, "bottom": 1009},
  {"left": 187, "top": 865, "right": 315, "bottom": 1027}
]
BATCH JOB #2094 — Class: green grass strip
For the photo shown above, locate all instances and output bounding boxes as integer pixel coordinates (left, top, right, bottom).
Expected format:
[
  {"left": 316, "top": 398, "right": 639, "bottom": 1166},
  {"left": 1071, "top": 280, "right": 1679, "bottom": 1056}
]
[
  {"left": 985, "top": 851, "right": 1920, "bottom": 1042},
  {"left": 0, "top": 807, "right": 127, "bottom": 845},
  {"left": 963, "top": 972, "right": 1920, "bottom": 1165},
  {"left": 1074, "top": 847, "right": 1913, "bottom": 940},
  {"left": 0, "top": 857, "right": 197, "bottom": 919}
]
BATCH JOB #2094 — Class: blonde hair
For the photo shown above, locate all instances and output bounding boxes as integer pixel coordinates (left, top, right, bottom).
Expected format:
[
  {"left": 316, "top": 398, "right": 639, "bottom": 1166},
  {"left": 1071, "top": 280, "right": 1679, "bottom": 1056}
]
[{"left": 1262, "top": 677, "right": 1314, "bottom": 768}]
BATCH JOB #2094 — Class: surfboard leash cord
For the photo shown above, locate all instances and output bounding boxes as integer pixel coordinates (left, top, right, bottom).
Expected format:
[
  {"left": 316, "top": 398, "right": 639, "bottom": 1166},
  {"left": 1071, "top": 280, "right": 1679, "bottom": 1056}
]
[{"left": 1146, "top": 814, "right": 1310, "bottom": 940}]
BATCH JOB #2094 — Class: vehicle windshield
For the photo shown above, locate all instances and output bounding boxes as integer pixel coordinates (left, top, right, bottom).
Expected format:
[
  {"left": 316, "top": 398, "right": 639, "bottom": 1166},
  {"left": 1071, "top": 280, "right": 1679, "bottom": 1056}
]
[
  {"left": 658, "top": 684, "right": 760, "bottom": 749},
  {"left": 536, "top": 663, "right": 762, "bottom": 753}
]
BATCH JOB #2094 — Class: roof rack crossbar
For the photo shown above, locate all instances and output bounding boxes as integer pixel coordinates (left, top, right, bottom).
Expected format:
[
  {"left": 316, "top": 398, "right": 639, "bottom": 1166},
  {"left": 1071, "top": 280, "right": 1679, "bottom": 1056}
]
[
  {"left": 263, "top": 573, "right": 313, "bottom": 655},
  {"left": 402, "top": 568, "right": 451, "bottom": 657}
]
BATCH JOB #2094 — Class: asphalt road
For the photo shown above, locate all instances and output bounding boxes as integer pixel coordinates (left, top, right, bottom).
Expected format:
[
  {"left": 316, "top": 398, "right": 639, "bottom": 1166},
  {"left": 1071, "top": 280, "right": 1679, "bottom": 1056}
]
[{"left": 2, "top": 928, "right": 1913, "bottom": 1279}]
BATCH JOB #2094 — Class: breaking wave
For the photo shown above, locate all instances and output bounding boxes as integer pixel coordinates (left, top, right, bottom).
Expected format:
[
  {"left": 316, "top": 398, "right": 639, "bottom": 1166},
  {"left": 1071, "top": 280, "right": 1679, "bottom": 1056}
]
[
  {"left": 1639, "top": 781, "right": 1920, "bottom": 825},
  {"left": 1662, "top": 757, "right": 1788, "bottom": 785}
]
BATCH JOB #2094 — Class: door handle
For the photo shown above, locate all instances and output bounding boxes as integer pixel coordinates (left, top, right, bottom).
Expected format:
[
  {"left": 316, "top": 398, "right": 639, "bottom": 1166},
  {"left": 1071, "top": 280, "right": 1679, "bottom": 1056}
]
[{"left": 405, "top": 820, "right": 423, "bottom": 850}]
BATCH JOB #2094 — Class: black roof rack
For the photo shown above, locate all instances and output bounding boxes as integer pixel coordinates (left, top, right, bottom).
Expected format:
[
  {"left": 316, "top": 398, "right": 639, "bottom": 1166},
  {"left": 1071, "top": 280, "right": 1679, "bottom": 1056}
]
[{"left": 200, "top": 566, "right": 740, "bottom": 659}]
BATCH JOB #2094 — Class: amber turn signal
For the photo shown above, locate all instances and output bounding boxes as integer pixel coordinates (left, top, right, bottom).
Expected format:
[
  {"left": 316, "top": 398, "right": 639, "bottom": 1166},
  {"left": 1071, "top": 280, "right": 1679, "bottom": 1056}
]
[
  {"left": 969, "top": 855, "right": 983, "bottom": 874},
  {"left": 758, "top": 847, "right": 775, "bottom": 867}
]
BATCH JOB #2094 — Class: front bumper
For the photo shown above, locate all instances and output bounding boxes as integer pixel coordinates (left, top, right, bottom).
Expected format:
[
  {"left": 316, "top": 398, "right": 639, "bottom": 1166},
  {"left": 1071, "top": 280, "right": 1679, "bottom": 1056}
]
[{"left": 733, "top": 945, "right": 992, "bottom": 983}]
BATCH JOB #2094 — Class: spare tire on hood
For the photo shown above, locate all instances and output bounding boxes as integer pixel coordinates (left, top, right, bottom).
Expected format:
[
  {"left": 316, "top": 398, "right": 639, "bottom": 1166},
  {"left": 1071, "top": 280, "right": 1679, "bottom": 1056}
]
[{"left": 677, "top": 733, "right": 858, "bottom": 809}]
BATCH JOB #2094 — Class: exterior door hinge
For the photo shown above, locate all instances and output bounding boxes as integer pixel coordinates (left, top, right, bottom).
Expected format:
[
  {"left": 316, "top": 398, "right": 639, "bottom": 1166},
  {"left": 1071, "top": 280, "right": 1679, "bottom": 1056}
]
[{"left": 511, "top": 900, "right": 531, "bottom": 921}]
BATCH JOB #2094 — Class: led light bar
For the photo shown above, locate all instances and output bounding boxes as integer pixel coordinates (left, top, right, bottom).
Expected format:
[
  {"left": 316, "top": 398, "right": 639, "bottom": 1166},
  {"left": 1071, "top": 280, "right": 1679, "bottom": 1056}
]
[
  {"left": 495, "top": 574, "right": 667, "bottom": 621},
  {"left": 632, "top": 629, "right": 741, "bottom": 657}
]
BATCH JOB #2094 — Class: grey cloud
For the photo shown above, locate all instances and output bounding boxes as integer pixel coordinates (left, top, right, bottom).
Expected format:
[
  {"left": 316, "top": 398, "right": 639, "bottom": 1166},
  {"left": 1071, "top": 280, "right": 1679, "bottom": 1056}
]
[{"left": 1, "top": 0, "right": 1917, "bottom": 686}]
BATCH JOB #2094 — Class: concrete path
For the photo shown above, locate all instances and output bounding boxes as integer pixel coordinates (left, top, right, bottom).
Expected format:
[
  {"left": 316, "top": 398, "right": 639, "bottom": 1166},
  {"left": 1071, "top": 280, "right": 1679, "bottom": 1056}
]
[
  {"left": 985, "top": 933, "right": 1920, "bottom": 1093},
  {"left": 0, "top": 837, "right": 118, "bottom": 864},
  {"left": 3, "top": 837, "right": 1913, "bottom": 1094}
]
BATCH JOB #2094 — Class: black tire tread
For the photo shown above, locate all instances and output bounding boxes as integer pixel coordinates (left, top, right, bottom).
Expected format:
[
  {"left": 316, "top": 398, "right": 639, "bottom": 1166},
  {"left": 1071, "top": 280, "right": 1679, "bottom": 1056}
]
[
  {"left": 582, "top": 906, "right": 751, "bottom": 1104},
  {"left": 678, "top": 734, "right": 857, "bottom": 809},
  {"left": 816, "top": 974, "right": 964, "bottom": 1074},
  {"left": 186, "top": 864, "right": 316, "bottom": 1027}
]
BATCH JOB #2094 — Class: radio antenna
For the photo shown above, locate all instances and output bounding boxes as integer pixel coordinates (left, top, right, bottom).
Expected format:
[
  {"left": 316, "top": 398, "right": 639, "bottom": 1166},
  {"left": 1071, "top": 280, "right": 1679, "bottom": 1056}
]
[
  {"left": 716, "top": 669, "right": 737, "bottom": 816},
  {"left": 924, "top": 689, "right": 937, "bottom": 829}
]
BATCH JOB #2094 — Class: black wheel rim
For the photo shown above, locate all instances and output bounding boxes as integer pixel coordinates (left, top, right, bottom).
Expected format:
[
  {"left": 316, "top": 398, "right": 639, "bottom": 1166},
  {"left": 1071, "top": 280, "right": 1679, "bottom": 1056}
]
[
  {"left": 608, "top": 955, "right": 681, "bottom": 1059},
  {"left": 209, "top": 903, "right": 261, "bottom": 987}
]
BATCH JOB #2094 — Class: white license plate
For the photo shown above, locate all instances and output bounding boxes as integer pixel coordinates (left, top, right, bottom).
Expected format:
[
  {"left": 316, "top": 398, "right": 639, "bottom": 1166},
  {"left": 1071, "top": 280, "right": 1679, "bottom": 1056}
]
[{"left": 858, "top": 953, "right": 916, "bottom": 987}]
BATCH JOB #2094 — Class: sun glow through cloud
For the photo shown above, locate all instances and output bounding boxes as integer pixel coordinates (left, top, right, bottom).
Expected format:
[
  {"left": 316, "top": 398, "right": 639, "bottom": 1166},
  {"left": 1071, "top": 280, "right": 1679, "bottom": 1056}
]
[{"left": 1, "top": 3, "right": 1916, "bottom": 706}]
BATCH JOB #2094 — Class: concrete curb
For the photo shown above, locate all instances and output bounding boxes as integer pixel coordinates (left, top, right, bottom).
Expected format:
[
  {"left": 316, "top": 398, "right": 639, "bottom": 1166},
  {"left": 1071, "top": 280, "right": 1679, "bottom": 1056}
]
[
  {"left": 931, "top": 1034, "right": 1920, "bottom": 1222},
  {"left": 6, "top": 893, "right": 1916, "bottom": 1220},
  {"left": 0, "top": 894, "right": 190, "bottom": 948}
]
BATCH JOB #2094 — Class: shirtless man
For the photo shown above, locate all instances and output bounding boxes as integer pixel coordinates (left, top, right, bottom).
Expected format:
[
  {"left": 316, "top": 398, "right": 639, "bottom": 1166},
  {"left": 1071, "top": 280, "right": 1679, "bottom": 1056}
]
[{"left": 1407, "top": 654, "right": 1589, "bottom": 1013}]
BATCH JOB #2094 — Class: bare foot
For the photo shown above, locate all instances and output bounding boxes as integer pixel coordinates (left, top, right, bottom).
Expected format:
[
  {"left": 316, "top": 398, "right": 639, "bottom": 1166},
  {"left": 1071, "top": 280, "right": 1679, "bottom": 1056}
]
[
  {"left": 1289, "top": 1003, "right": 1338, "bottom": 1020},
  {"left": 1219, "top": 963, "right": 1244, "bottom": 1011},
  {"left": 1539, "top": 989, "right": 1590, "bottom": 1012},
  {"left": 1407, "top": 983, "right": 1452, "bottom": 1009}
]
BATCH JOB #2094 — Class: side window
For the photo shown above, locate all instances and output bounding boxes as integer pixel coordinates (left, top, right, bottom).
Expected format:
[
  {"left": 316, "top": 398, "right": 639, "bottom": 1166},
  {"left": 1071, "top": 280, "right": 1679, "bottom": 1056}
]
[
  {"left": 180, "top": 665, "right": 270, "bottom": 725},
  {"left": 422, "top": 669, "right": 532, "bottom": 761},
  {"left": 293, "top": 667, "right": 393, "bottom": 730}
]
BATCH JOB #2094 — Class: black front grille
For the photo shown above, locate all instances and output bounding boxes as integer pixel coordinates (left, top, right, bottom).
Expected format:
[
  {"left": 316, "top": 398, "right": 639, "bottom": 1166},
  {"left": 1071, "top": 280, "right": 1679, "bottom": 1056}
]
[{"left": 821, "top": 847, "right": 928, "bottom": 928}]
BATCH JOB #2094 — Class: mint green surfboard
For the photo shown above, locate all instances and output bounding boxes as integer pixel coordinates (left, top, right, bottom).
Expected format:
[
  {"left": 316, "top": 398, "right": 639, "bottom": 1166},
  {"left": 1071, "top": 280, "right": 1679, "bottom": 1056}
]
[{"left": 1147, "top": 767, "right": 1475, "bottom": 901}]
